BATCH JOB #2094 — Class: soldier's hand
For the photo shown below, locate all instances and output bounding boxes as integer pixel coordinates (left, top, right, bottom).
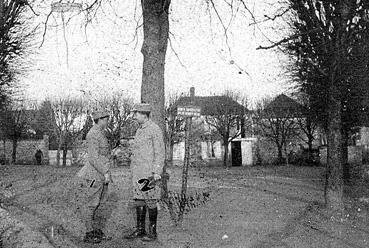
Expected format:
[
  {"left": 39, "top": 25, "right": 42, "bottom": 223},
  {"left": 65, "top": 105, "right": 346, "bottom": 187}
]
[
  {"left": 104, "top": 173, "right": 111, "bottom": 184},
  {"left": 152, "top": 173, "right": 161, "bottom": 181}
]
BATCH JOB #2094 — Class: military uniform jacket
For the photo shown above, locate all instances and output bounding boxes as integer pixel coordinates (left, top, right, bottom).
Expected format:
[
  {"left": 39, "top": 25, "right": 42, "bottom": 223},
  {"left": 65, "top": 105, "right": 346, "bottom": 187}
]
[
  {"left": 76, "top": 125, "right": 111, "bottom": 182},
  {"left": 130, "top": 120, "right": 165, "bottom": 200}
]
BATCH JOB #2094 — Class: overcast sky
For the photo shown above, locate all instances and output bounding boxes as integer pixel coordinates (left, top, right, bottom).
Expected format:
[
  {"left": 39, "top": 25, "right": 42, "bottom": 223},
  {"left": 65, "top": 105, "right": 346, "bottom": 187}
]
[{"left": 22, "top": 0, "right": 293, "bottom": 105}]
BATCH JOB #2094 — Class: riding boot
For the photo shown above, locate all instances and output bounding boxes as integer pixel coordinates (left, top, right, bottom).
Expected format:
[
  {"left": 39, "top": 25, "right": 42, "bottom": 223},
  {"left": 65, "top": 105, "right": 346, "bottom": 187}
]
[
  {"left": 124, "top": 206, "right": 146, "bottom": 239},
  {"left": 83, "top": 231, "right": 102, "bottom": 244},
  {"left": 142, "top": 207, "right": 158, "bottom": 242},
  {"left": 94, "top": 229, "right": 112, "bottom": 241},
  {"left": 83, "top": 206, "right": 102, "bottom": 243}
]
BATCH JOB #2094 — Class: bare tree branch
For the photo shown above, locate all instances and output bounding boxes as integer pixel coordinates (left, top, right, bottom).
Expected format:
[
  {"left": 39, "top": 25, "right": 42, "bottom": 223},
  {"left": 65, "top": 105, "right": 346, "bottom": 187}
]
[
  {"left": 250, "top": 7, "right": 290, "bottom": 26},
  {"left": 238, "top": 0, "right": 257, "bottom": 24},
  {"left": 209, "top": 0, "right": 232, "bottom": 55},
  {"left": 256, "top": 27, "right": 320, "bottom": 50},
  {"left": 83, "top": 0, "right": 100, "bottom": 13},
  {"left": 24, "top": 1, "right": 39, "bottom": 16},
  {"left": 39, "top": 11, "right": 53, "bottom": 48},
  {"left": 168, "top": 31, "right": 186, "bottom": 69}
]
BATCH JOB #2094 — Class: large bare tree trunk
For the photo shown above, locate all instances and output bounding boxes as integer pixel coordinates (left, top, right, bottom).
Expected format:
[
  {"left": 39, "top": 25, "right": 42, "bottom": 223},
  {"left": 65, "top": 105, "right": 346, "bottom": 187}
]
[
  {"left": 324, "top": 1, "right": 348, "bottom": 212},
  {"left": 140, "top": 0, "right": 172, "bottom": 215},
  {"left": 140, "top": 0, "right": 170, "bottom": 132},
  {"left": 325, "top": 89, "right": 343, "bottom": 211}
]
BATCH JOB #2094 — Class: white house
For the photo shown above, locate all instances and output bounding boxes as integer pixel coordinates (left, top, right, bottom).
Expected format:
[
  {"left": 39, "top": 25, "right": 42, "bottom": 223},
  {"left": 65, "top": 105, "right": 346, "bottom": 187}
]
[{"left": 170, "top": 88, "right": 257, "bottom": 166}]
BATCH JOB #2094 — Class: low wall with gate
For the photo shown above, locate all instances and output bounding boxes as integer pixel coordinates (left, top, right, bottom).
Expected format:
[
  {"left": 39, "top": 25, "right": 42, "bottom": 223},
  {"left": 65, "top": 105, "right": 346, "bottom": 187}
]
[{"left": 0, "top": 135, "right": 49, "bottom": 165}]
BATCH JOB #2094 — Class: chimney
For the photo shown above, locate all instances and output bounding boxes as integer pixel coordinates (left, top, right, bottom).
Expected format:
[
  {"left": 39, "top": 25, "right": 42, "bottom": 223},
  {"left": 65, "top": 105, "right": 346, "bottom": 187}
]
[
  {"left": 190, "top": 87, "right": 195, "bottom": 98},
  {"left": 190, "top": 87, "right": 195, "bottom": 104}
]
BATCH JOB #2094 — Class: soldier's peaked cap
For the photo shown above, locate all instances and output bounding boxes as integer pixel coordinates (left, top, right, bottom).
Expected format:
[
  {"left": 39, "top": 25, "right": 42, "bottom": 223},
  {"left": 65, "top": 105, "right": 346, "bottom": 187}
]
[
  {"left": 131, "top": 103, "right": 151, "bottom": 113},
  {"left": 92, "top": 110, "right": 109, "bottom": 120}
]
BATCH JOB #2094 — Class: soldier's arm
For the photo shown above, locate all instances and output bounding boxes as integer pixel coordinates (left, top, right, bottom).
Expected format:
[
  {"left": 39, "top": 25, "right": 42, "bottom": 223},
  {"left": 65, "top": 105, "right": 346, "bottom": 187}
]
[
  {"left": 151, "top": 126, "right": 165, "bottom": 175},
  {"left": 87, "top": 134, "right": 110, "bottom": 176}
]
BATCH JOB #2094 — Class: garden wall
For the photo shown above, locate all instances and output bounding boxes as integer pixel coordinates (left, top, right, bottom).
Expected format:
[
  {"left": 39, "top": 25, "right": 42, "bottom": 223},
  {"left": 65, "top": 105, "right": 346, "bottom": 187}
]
[{"left": 0, "top": 135, "right": 49, "bottom": 165}]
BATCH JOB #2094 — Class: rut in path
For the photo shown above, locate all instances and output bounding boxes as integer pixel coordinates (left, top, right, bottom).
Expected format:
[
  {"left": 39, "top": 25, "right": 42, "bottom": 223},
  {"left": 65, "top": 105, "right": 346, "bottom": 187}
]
[
  {"left": 250, "top": 202, "right": 369, "bottom": 248},
  {"left": 2, "top": 198, "right": 81, "bottom": 247}
]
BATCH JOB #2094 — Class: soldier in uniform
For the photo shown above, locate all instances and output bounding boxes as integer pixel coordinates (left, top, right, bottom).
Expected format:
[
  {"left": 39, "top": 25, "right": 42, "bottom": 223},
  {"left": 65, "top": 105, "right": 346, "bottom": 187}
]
[
  {"left": 124, "top": 103, "right": 165, "bottom": 242},
  {"left": 35, "top": 148, "right": 43, "bottom": 165},
  {"left": 75, "top": 110, "right": 112, "bottom": 244}
]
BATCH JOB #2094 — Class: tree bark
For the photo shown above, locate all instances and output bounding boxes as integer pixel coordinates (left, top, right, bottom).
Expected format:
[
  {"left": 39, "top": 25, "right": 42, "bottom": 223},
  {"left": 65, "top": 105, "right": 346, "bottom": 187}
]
[
  {"left": 62, "top": 143, "right": 68, "bottom": 166},
  {"left": 277, "top": 143, "right": 283, "bottom": 164},
  {"left": 341, "top": 125, "right": 349, "bottom": 183},
  {"left": 325, "top": 90, "right": 343, "bottom": 211},
  {"left": 306, "top": 117, "right": 314, "bottom": 159},
  {"left": 168, "top": 140, "right": 174, "bottom": 165},
  {"left": 11, "top": 138, "right": 17, "bottom": 164},
  {"left": 56, "top": 133, "right": 63, "bottom": 166},
  {"left": 308, "top": 136, "right": 313, "bottom": 154},
  {"left": 3, "top": 139, "right": 6, "bottom": 163},
  {"left": 141, "top": 0, "right": 169, "bottom": 192},
  {"left": 140, "top": 0, "right": 172, "bottom": 220},
  {"left": 223, "top": 140, "right": 229, "bottom": 167},
  {"left": 140, "top": 0, "right": 170, "bottom": 132},
  {"left": 284, "top": 142, "right": 289, "bottom": 165},
  {"left": 324, "top": 1, "right": 348, "bottom": 212}
]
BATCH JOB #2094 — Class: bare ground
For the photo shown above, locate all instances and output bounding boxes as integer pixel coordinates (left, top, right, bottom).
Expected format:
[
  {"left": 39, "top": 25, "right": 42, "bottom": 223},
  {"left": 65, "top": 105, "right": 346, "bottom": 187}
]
[{"left": 1, "top": 164, "right": 369, "bottom": 248}]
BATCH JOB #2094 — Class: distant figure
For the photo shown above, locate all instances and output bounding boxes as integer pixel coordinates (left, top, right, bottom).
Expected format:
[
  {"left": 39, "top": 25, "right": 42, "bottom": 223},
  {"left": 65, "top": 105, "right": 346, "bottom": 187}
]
[{"left": 35, "top": 149, "right": 43, "bottom": 165}]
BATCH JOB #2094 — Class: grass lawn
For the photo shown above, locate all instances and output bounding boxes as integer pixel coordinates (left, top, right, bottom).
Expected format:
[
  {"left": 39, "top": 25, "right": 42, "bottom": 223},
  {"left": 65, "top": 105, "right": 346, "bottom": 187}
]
[{"left": 1, "top": 163, "right": 369, "bottom": 248}]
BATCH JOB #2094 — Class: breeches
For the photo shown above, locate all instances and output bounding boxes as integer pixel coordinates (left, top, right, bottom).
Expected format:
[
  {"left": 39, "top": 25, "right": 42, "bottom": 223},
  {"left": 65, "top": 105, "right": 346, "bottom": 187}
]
[
  {"left": 75, "top": 179, "right": 109, "bottom": 231},
  {"left": 132, "top": 199, "right": 158, "bottom": 209}
]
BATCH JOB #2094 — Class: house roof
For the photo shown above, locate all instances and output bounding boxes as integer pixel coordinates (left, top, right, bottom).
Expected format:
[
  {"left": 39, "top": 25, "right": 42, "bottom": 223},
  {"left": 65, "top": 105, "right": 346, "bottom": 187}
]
[
  {"left": 174, "top": 95, "right": 246, "bottom": 116},
  {"left": 264, "top": 94, "right": 303, "bottom": 118}
]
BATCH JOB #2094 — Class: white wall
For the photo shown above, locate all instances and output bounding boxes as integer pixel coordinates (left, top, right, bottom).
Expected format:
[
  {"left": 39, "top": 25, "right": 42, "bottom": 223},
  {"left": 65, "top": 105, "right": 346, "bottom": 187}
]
[
  {"left": 359, "top": 127, "right": 369, "bottom": 146},
  {"left": 48, "top": 150, "right": 73, "bottom": 166},
  {"left": 173, "top": 141, "right": 224, "bottom": 161},
  {"left": 240, "top": 138, "right": 256, "bottom": 166}
]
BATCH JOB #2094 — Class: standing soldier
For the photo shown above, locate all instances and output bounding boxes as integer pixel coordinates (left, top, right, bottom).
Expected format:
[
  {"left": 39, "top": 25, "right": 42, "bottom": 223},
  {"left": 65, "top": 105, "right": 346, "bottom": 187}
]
[
  {"left": 124, "top": 103, "right": 165, "bottom": 242},
  {"left": 35, "top": 148, "right": 43, "bottom": 165},
  {"left": 75, "top": 110, "right": 112, "bottom": 244}
]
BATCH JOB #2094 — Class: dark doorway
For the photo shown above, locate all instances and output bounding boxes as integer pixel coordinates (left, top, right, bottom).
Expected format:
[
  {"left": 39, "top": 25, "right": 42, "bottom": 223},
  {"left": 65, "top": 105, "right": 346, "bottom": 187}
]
[{"left": 231, "top": 141, "right": 242, "bottom": 166}]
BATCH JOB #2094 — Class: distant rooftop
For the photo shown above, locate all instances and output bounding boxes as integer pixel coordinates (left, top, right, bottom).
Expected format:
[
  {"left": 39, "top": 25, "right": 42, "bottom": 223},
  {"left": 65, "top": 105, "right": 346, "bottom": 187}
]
[{"left": 264, "top": 94, "right": 303, "bottom": 118}]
